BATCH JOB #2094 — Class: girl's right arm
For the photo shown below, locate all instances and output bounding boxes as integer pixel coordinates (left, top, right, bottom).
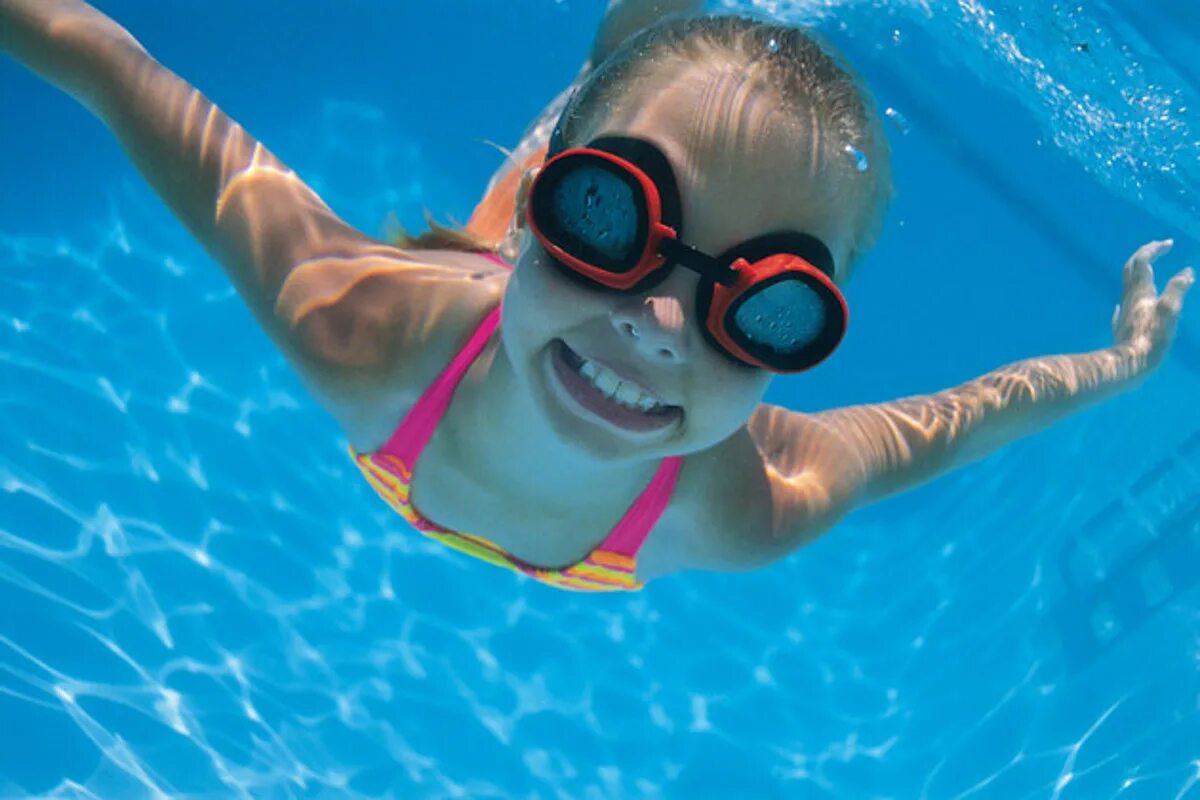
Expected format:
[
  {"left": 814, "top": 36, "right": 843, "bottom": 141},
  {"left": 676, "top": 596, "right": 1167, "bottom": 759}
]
[{"left": 0, "top": 0, "right": 503, "bottom": 434}]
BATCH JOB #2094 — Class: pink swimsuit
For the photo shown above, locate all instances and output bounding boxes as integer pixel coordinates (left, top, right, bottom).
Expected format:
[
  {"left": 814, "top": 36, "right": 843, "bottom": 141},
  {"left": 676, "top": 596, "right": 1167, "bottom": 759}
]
[{"left": 350, "top": 271, "right": 683, "bottom": 591}]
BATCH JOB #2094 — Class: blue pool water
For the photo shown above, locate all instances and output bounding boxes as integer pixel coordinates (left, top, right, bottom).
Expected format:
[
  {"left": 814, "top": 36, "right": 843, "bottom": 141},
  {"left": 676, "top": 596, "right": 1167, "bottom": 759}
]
[{"left": 2, "top": 1, "right": 1199, "bottom": 797}]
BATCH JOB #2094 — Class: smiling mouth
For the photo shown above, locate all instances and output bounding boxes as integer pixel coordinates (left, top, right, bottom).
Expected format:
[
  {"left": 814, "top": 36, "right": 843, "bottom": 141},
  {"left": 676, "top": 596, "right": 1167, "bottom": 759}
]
[{"left": 548, "top": 339, "right": 683, "bottom": 433}]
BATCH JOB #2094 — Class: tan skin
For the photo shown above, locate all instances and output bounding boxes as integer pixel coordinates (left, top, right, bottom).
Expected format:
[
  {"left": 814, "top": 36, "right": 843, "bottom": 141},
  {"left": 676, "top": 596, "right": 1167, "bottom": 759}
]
[{"left": 3, "top": 0, "right": 1193, "bottom": 583}]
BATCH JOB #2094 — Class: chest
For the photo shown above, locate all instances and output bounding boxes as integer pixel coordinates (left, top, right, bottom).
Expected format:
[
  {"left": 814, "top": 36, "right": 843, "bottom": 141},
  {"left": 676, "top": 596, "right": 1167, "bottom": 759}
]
[{"left": 399, "top": 427, "right": 704, "bottom": 578}]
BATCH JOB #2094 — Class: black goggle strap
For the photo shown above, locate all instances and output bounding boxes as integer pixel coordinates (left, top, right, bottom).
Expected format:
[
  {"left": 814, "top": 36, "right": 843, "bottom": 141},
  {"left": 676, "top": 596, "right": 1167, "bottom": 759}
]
[
  {"left": 659, "top": 236, "right": 739, "bottom": 286},
  {"left": 549, "top": 117, "right": 565, "bottom": 156},
  {"left": 664, "top": 230, "right": 837, "bottom": 291}
]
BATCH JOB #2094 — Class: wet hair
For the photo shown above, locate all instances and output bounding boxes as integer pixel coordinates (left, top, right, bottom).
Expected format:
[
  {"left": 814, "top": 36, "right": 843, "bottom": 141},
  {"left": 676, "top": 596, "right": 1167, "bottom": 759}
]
[
  {"left": 405, "top": 13, "right": 892, "bottom": 274},
  {"left": 387, "top": 211, "right": 495, "bottom": 253},
  {"left": 552, "top": 14, "right": 893, "bottom": 276}
]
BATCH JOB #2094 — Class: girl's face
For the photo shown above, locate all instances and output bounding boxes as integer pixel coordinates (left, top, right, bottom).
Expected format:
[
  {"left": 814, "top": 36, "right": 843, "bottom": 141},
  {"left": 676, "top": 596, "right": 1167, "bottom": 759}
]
[{"left": 501, "top": 65, "right": 869, "bottom": 461}]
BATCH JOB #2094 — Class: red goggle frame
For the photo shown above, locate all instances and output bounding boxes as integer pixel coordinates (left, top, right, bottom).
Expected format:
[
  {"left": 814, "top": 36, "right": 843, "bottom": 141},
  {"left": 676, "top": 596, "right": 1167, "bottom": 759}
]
[{"left": 526, "top": 144, "right": 847, "bottom": 373}]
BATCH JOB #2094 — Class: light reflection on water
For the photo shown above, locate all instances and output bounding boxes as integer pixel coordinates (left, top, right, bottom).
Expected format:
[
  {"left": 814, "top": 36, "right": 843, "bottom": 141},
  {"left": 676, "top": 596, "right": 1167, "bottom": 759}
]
[
  {"left": 728, "top": 0, "right": 1200, "bottom": 241},
  {"left": 1, "top": 1, "right": 1199, "bottom": 797}
]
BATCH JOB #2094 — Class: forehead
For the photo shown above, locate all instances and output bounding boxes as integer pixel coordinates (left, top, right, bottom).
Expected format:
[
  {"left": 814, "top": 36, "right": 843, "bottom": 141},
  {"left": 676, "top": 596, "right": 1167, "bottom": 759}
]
[{"left": 586, "top": 65, "right": 857, "bottom": 259}]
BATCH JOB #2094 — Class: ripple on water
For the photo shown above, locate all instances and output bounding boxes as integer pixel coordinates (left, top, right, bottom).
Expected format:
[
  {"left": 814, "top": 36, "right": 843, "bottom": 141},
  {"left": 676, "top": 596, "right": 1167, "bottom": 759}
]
[{"left": 4, "top": 14, "right": 1200, "bottom": 793}]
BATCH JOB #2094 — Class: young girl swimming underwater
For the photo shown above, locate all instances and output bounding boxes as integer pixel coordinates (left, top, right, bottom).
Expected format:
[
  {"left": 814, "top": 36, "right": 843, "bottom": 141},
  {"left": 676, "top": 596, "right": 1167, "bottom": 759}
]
[{"left": 2, "top": 0, "right": 1192, "bottom": 591}]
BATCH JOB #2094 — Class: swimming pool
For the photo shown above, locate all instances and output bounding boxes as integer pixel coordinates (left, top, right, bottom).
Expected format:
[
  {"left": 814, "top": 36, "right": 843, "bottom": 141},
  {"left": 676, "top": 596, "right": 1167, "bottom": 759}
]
[{"left": 1, "top": 0, "right": 1198, "bottom": 797}]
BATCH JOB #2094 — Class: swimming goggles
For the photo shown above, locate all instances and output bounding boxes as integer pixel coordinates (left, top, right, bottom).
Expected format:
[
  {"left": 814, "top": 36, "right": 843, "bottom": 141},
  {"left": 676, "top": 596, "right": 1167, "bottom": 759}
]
[{"left": 526, "top": 136, "right": 848, "bottom": 373}]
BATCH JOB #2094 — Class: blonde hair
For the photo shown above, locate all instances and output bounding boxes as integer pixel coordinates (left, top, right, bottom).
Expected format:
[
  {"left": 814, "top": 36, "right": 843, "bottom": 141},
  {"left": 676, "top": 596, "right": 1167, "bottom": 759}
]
[
  {"left": 554, "top": 14, "right": 893, "bottom": 276},
  {"left": 386, "top": 211, "right": 495, "bottom": 253},
  {"left": 401, "top": 14, "right": 893, "bottom": 272}
]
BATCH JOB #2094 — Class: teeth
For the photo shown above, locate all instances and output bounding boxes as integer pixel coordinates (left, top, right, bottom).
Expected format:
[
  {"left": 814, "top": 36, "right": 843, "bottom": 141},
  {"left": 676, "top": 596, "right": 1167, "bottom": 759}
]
[
  {"left": 596, "top": 371, "right": 621, "bottom": 398},
  {"left": 635, "top": 396, "right": 659, "bottom": 411},
  {"left": 574, "top": 356, "right": 665, "bottom": 412},
  {"left": 614, "top": 382, "right": 643, "bottom": 407}
]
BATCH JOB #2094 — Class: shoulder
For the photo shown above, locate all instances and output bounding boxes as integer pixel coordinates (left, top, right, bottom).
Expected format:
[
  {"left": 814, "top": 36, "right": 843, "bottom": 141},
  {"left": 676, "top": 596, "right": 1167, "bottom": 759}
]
[
  {"left": 279, "top": 247, "right": 510, "bottom": 450},
  {"left": 636, "top": 417, "right": 781, "bottom": 581},
  {"left": 279, "top": 246, "right": 508, "bottom": 366}
]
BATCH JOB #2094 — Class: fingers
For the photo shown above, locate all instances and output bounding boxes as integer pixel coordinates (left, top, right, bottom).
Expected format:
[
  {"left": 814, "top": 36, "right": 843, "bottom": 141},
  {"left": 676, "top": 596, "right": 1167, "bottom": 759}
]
[
  {"left": 1136, "top": 238, "right": 1174, "bottom": 264},
  {"left": 1115, "top": 241, "right": 1192, "bottom": 361},
  {"left": 1157, "top": 266, "right": 1195, "bottom": 319},
  {"left": 1124, "top": 239, "right": 1173, "bottom": 301}
]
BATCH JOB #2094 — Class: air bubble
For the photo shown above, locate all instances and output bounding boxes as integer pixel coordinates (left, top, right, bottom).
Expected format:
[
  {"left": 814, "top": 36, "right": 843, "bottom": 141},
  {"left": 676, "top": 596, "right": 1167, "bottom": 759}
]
[
  {"left": 884, "top": 107, "right": 911, "bottom": 135},
  {"left": 844, "top": 144, "right": 870, "bottom": 172},
  {"left": 767, "top": 37, "right": 780, "bottom": 54}
]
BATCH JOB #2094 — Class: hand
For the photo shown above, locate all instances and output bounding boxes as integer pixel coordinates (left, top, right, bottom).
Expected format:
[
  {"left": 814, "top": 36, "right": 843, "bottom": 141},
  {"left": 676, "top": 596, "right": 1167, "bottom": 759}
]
[{"left": 1112, "top": 239, "right": 1194, "bottom": 370}]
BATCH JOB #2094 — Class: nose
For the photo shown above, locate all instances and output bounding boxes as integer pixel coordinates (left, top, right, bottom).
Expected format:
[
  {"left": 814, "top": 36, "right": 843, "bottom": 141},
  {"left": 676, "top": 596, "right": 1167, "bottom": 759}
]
[{"left": 610, "top": 296, "right": 689, "bottom": 364}]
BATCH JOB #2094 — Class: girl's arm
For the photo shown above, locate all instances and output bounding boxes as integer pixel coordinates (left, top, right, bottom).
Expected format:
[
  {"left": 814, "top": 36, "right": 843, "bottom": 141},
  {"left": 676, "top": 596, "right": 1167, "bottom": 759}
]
[
  {"left": 745, "top": 240, "right": 1194, "bottom": 554},
  {"left": 0, "top": 1, "right": 497, "bottom": 412}
]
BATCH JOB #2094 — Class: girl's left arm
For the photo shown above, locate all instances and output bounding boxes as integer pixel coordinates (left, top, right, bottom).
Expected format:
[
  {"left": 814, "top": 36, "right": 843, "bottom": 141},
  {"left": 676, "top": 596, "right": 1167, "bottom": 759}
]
[{"left": 747, "top": 240, "right": 1193, "bottom": 553}]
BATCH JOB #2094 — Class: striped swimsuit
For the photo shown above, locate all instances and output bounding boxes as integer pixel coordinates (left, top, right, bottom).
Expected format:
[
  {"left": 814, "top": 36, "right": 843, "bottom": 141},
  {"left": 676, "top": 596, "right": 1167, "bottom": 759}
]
[{"left": 350, "top": 302, "right": 683, "bottom": 592}]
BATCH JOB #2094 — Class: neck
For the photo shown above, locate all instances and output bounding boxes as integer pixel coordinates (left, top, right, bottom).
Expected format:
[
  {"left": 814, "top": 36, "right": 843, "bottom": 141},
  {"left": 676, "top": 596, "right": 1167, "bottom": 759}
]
[{"left": 449, "top": 334, "right": 659, "bottom": 512}]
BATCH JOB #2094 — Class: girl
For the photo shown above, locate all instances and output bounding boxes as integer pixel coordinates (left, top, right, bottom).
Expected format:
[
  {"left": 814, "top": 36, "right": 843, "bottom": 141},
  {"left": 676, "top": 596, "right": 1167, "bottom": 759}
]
[{"left": 1, "top": 0, "right": 1192, "bottom": 592}]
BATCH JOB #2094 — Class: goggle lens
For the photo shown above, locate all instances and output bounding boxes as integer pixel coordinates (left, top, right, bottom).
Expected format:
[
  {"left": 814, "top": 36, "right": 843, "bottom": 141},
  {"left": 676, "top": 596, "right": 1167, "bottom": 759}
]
[
  {"left": 551, "top": 165, "right": 640, "bottom": 266},
  {"left": 732, "top": 279, "right": 827, "bottom": 355}
]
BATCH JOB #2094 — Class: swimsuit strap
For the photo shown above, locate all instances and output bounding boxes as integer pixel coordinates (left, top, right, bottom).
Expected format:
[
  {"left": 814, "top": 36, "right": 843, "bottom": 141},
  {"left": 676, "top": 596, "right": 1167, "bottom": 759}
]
[
  {"left": 594, "top": 455, "right": 684, "bottom": 558},
  {"left": 375, "top": 249, "right": 680, "bottom": 564},
  {"left": 375, "top": 305, "right": 502, "bottom": 466},
  {"left": 376, "top": 251, "right": 509, "bottom": 465}
]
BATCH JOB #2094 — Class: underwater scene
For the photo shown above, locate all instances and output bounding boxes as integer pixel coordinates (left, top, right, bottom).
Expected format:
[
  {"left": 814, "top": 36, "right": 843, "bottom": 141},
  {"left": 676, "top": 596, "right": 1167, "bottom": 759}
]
[{"left": 1, "top": 0, "right": 1198, "bottom": 797}]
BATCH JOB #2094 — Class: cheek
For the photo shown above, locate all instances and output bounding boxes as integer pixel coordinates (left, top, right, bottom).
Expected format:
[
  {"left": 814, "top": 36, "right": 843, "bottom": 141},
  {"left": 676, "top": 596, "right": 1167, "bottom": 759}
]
[
  {"left": 679, "top": 355, "right": 771, "bottom": 444},
  {"left": 502, "top": 247, "right": 603, "bottom": 350}
]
